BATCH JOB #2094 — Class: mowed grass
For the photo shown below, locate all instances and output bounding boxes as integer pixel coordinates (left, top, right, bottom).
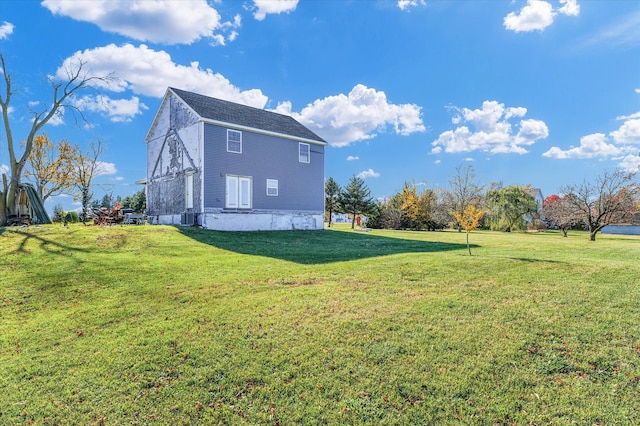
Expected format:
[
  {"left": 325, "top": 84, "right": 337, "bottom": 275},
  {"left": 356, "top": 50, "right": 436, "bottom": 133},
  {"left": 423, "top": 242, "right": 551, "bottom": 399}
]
[{"left": 1, "top": 224, "right": 639, "bottom": 425}]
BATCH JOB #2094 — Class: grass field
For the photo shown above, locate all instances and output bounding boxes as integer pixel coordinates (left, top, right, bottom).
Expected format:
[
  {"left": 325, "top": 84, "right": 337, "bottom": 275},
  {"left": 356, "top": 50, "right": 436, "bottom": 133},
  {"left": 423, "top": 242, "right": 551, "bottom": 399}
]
[{"left": 1, "top": 224, "right": 639, "bottom": 425}]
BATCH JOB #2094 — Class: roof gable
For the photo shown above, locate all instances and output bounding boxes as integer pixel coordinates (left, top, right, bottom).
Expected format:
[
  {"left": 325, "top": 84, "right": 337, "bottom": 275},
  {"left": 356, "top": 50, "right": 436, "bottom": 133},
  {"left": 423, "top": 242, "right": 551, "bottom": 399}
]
[{"left": 169, "top": 88, "right": 326, "bottom": 145}]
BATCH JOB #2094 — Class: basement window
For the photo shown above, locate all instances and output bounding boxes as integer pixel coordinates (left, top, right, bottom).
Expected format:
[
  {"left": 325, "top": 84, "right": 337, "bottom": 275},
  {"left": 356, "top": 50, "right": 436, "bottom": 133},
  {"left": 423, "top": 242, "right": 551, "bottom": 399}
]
[{"left": 227, "top": 129, "right": 242, "bottom": 153}]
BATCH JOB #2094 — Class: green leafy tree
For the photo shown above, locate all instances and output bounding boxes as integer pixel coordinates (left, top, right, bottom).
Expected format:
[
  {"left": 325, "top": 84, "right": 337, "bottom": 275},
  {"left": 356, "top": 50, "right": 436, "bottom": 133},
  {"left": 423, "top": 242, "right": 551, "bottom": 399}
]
[
  {"left": 486, "top": 185, "right": 538, "bottom": 232},
  {"left": 339, "top": 176, "right": 376, "bottom": 229},
  {"left": 324, "top": 177, "right": 341, "bottom": 227},
  {"left": 122, "top": 189, "right": 146, "bottom": 213}
]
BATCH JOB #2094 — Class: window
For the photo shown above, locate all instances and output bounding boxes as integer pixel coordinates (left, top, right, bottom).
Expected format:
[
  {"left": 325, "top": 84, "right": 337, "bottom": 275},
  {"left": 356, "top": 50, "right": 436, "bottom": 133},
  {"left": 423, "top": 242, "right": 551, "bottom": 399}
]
[
  {"left": 227, "top": 129, "right": 242, "bottom": 153},
  {"left": 266, "top": 179, "right": 278, "bottom": 196},
  {"left": 299, "top": 143, "right": 310, "bottom": 163},
  {"left": 226, "top": 175, "right": 252, "bottom": 209},
  {"left": 185, "top": 173, "right": 194, "bottom": 209}
]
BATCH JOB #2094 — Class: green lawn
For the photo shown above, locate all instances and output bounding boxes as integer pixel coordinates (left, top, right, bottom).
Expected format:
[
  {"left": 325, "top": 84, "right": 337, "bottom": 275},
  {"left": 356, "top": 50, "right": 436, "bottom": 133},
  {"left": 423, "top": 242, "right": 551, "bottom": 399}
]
[{"left": 1, "top": 224, "right": 639, "bottom": 424}]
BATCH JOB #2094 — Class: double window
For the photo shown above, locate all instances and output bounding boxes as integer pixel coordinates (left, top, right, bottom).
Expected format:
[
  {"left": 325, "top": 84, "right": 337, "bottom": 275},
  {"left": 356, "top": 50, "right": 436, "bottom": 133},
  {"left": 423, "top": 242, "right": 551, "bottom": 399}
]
[
  {"left": 227, "top": 129, "right": 242, "bottom": 153},
  {"left": 226, "top": 175, "right": 252, "bottom": 209}
]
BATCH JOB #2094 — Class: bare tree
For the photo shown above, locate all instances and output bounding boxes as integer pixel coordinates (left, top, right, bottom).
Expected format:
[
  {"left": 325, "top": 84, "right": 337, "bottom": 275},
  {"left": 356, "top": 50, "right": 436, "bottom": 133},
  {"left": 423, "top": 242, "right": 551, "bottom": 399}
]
[
  {"left": 542, "top": 194, "right": 581, "bottom": 237},
  {"left": 561, "top": 169, "right": 640, "bottom": 241},
  {"left": 73, "top": 139, "right": 106, "bottom": 223},
  {"left": 446, "top": 164, "right": 485, "bottom": 231},
  {"left": 0, "top": 53, "right": 116, "bottom": 225}
]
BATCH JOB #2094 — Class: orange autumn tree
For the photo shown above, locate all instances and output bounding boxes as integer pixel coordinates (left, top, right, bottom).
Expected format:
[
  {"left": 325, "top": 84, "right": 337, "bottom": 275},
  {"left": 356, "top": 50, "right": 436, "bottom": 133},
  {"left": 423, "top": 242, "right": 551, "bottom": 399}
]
[{"left": 452, "top": 205, "right": 485, "bottom": 256}]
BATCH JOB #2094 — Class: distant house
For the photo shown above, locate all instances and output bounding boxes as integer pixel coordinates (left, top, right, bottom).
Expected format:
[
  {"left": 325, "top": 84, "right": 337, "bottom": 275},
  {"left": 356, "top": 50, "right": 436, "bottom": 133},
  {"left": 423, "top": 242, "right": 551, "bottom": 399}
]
[
  {"left": 526, "top": 187, "right": 544, "bottom": 221},
  {"left": 526, "top": 188, "right": 544, "bottom": 212},
  {"left": 602, "top": 211, "right": 640, "bottom": 235},
  {"left": 145, "top": 88, "right": 327, "bottom": 230}
]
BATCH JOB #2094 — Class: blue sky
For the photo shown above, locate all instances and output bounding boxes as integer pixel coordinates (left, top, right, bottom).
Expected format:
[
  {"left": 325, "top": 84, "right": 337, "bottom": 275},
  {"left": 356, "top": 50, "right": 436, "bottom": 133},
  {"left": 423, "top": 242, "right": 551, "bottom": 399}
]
[{"left": 1, "top": 0, "right": 639, "bottom": 213}]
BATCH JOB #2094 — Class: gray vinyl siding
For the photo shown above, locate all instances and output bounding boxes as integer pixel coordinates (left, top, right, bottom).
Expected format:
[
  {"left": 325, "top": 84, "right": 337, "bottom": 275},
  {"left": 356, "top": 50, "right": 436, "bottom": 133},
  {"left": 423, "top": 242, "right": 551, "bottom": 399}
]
[{"left": 203, "top": 124, "right": 324, "bottom": 211}]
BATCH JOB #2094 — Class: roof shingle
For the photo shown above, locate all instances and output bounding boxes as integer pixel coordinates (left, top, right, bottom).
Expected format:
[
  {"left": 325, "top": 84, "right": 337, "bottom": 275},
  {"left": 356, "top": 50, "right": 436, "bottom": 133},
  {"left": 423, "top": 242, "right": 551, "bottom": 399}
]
[{"left": 170, "top": 88, "right": 326, "bottom": 144}]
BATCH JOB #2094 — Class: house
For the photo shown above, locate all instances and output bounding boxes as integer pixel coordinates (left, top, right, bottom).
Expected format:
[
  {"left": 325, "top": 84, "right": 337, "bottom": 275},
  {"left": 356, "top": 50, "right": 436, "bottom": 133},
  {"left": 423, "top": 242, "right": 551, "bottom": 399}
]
[
  {"left": 526, "top": 187, "right": 544, "bottom": 221},
  {"left": 602, "top": 211, "right": 640, "bottom": 235},
  {"left": 145, "top": 88, "right": 327, "bottom": 231}
]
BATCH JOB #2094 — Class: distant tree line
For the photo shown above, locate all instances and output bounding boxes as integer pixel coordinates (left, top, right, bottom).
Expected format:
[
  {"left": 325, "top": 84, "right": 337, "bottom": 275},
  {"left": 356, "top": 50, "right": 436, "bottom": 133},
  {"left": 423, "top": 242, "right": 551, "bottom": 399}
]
[{"left": 326, "top": 165, "right": 640, "bottom": 241}]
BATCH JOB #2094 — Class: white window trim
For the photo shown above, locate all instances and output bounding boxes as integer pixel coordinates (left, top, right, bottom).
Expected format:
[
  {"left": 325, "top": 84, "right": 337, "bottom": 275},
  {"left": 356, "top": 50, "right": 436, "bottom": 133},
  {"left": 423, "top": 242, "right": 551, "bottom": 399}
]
[
  {"left": 266, "top": 179, "right": 278, "bottom": 197},
  {"left": 299, "top": 142, "right": 310, "bottom": 163},
  {"left": 185, "top": 173, "right": 194, "bottom": 209},
  {"left": 227, "top": 129, "right": 242, "bottom": 154},
  {"left": 225, "top": 174, "right": 252, "bottom": 209}
]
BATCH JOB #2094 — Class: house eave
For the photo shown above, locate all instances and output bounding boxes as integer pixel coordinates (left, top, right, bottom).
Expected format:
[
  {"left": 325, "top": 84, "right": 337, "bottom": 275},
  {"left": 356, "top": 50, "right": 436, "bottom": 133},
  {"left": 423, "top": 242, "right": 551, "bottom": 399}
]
[{"left": 200, "top": 117, "right": 327, "bottom": 146}]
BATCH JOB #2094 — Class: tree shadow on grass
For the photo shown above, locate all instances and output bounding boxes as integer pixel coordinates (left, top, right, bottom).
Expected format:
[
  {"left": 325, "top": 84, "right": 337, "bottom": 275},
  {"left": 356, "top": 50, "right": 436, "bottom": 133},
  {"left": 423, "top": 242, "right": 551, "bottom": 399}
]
[
  {"left": 178, "top": 227, "right": 472, "bottom": 264},
  {"left": 6, "top": 228, "right": 91, "bottom": 257}
]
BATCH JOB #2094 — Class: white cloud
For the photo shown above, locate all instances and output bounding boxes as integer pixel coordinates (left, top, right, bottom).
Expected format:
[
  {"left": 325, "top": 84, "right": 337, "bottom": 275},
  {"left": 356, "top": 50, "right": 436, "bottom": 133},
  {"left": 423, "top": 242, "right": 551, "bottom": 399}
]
[
  {"left": 610, "top": 118, "right": 640, "bottom": 144},
  {"left": 0, "top": 164, "right": 8, "bottom": 175},
  {"left": 544, "top": 103, "right": 640, "bottom": 171},
  {"left": 56, "top": 43, "right": 268, "bottom": 112},
  {"left": 558, "top": 0, "right": 580, "bottom": 16},
  {"left": 252, "top": 0, "right": 298, "bottom": 21},
  {"left": 347, "top": 155, "right": 359, "bottom": 161},
  {"left": 73, "top": 94, "right": 148, "bottom": 122},
  {"left": 0, "top": 21, "right": 14, "bottom": 39},
  {"left": 95, "top": 161, "right": 117, "bottom": 176},
  {"left": 274, "top": 84, "right": 425, "bottom": 147},
  {"left": 618, "top": 154, "right": 640, "bottom": 172},
  {"left": 636, "top": 88, "right": 640, "bottom": 94},
  {"left": 542, "top": 133, "right": 622, "bottom": 159},
  {"left": 397, "top": 0, "right": 426, "bottom": 11},
  {"left": 42, "top": 0, "right": 238, "bottom": 45},
  {"left": 431, "top": 100, "right": 548, "bottom": 154},
  {"left": 504, "top": 0, "right": 579, "bottom": 33},
  {"left": 357, "top": 168, "right": 380, "bottom": 179}
]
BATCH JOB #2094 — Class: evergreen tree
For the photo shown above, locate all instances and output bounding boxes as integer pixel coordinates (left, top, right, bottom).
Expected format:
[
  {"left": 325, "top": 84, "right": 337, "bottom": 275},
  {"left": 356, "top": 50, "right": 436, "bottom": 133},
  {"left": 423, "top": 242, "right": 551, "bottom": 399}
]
[{"left": 339, "top": 176, "right": 376, "bottom": 229}]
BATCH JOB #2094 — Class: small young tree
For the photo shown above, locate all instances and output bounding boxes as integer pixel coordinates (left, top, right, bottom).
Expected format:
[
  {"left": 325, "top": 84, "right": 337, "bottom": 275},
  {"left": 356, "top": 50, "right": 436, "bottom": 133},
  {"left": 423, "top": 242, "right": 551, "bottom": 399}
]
[
  {"left": 72, "top": 140, "right": 105, "bottom": 223},
  {"left": 452, "top": 205, "right": 485, "bottom": 256},
  {"left": 339, "top": 176, "right": 376, "bottom": 229},
  {"left": 324, "top": 177, "right": 341, "bottom": 227},
  {"left": 446, "top": 164, "right": 485, "bottom": 231}
]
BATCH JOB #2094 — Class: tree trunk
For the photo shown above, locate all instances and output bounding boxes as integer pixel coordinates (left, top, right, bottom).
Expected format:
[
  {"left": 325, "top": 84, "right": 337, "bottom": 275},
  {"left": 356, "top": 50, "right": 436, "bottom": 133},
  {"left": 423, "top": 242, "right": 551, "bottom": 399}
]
[
  {"left": 589, "top": 231, "right": 597, "bottom": 241},
  {"left": 466, "top": 232, "right": 471, "bottom": 256},
  {"left": 0, "top": 175, "right": 6, "bottom": 225}
]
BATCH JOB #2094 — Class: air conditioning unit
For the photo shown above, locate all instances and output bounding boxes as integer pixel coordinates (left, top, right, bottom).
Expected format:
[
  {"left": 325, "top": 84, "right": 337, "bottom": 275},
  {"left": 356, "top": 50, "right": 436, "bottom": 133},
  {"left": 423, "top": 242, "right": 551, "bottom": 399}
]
[{"left": 181, "top": 212, "right": 196, "bottom": 226}]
